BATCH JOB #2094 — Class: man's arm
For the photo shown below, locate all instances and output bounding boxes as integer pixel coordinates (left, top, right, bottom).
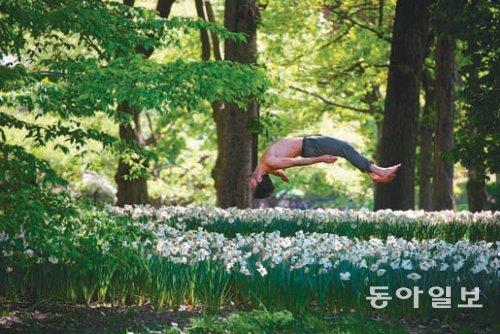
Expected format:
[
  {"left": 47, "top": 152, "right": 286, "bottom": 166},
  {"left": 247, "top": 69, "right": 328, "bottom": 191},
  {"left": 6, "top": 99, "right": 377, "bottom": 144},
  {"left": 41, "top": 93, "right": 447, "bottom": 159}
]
[{"left": 266, "top": 155, "right": 337, "bottom": 170}]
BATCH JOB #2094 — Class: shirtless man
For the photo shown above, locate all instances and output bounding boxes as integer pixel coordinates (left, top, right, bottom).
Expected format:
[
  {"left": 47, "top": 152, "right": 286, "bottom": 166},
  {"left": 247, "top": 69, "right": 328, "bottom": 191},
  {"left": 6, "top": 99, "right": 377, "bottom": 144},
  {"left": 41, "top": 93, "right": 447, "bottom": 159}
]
[{"left": 249, "top": 134, "right": 401, "bottom": 198}]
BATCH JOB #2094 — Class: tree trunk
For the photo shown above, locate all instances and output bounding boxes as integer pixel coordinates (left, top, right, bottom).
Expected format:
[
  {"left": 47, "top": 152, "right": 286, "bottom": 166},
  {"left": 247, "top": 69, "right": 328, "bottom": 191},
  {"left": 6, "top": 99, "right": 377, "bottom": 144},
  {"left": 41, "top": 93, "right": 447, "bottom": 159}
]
[
  {"left": 212, "top": 0, "right": 260, "bottom": 208},
  {"left": 432, "top": 37, "right": 456, "bottom": 210},
  {"left": 467, "top": 167, "right": 487, "bottom": 212},
  {"left": 115, "top": 0, "right": 175, "bottom": 206},
  {"left": 419, "top": 69, "right": 434, "bottom": 210},
  {"left": 464, "top": 0, "right": 487, "bottom": 212},
  {"left": 374, "top": 0, "right": 431, "bottom": 210},
  {"left": 115, "top": 101, "right": 149, "bottom": 205}
]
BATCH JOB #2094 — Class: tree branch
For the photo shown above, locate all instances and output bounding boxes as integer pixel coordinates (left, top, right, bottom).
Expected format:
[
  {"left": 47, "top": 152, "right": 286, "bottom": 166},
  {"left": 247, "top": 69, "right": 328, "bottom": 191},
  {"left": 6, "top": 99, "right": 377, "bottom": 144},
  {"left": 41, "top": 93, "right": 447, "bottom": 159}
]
[
  {"left": 204, "top": 0, "right": 223, "bottom": 60},
  {"left": 144, "top": 111, "right": 160, "bottom": 146},
  {"left": 285, "top": 30, "right": 350, "bottom": 65},
  {"left": 289, "top": 85, "right": 372, "bottom": 113},
  {"left": 81, "top": 35, "right": 105, "bottom": 59},
  {"left": 195, "top": 0, "right": 211, "bottom": 60},
  {"left": 331, "top": 8, "right": 391, "bottom": 42}
]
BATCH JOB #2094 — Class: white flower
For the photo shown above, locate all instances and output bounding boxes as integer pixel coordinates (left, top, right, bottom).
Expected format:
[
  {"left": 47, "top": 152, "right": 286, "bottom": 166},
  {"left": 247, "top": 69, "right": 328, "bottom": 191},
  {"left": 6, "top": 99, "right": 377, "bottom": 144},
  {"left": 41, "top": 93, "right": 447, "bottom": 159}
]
[
  {"left": 419, "top": 261, "right": 431, "bottom": 271},
  {"left": 407, "top": 272, "right": 422, "bottom": 281},
  {"left": 48, "top": 256, "right": 59, "bottom": 264},
  {"left": 453, "top": 260, "right": 464, "bottom": 272},
  {"left": 256, "top": 262, "right": 268, "bottom": 277},
  {"left": 401, "top": 260, "right": 413, "bottom": 270},
  {"left": 240, "top": 267, "right": 251, "bottom": 276},
  {"left": 390, "top": 260, "right": 400, "bottom": 270},
  {"left": 377, "top": 269, "right": 386, "bottom": 276},
  {"left": 440, "top": 263, "right": 449, "bottom": 271},
  {"left": 358, "top": 259, "right": 368, "bottom": 269},
  {"left": 340, "top": 272, "right": 351, "bottom": 281},
  {"left": 24, "top": 249, "right": 34, "bottom": 258},
  {"left": 319, "top": 257, "right": 332, "bottom": 269},
  {"left": 471, "top": 263, "right": 488, "bottom": 274},
  {"left": 2, "top": 250, "right": 13, "bottom": 257},
  {"left": 6, "top": 267, "right": 13, "bottom": 273}
]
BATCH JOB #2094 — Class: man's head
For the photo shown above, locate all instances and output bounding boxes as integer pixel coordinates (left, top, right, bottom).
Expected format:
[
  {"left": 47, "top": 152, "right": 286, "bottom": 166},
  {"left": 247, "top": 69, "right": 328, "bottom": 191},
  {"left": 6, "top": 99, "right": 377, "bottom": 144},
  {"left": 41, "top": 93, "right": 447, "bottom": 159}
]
[{"left": 254, "top": 174, "right": 274, "bottom": 199}]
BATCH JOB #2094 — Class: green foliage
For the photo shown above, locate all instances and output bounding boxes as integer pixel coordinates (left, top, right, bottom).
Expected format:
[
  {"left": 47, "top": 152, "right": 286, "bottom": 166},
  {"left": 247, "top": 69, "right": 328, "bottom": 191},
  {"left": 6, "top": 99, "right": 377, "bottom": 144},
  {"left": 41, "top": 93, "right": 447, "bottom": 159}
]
[
  {"left": 255, "top": 0, "right": 395, "bottom": 205},
  {"left": 486, "top": 182, "right": 500, "bottom": 211},
  {"left": 1, "top": 0, "right": 271, "bottom": 209},
  {"left": 431, "top": 0, "right": 500, "bottom": 175},
  {"left": 0, "top": 142, "right": 72, "bottom": 229}
]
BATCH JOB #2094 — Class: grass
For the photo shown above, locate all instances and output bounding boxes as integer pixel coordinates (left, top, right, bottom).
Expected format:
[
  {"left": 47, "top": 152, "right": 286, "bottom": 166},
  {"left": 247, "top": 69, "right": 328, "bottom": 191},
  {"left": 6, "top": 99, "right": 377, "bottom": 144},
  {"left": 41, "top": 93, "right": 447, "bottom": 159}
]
[
  {"left": 186, "top": 311, "right": 408, "bottom": 334},
  {"left": 1, "top": 301, "right": 498, "bottom": 334}
]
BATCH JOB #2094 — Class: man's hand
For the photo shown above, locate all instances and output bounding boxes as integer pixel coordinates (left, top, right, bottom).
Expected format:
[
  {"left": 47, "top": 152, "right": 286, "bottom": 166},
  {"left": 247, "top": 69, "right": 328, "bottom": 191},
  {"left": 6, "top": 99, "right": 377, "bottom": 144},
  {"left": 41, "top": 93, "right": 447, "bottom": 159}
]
[
  {"left": 248, "top": 172, "right": 263, "bottom": 189},
  {"left": 320, "top": 155, "right": 338, "bottom": 164},
  {"left": 248, "top": 177, "right": 257, "bottom": 189},
  {"left": 270, "top": 169, "right": 289, "bottom": 183}
]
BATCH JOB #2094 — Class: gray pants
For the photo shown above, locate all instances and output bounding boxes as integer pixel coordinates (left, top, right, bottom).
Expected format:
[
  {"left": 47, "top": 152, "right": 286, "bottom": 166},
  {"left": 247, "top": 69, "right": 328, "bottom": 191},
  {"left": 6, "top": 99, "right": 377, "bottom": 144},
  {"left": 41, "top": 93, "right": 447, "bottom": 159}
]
[{"left": 301, "top": 135, "right": 372, "bottom": 172}]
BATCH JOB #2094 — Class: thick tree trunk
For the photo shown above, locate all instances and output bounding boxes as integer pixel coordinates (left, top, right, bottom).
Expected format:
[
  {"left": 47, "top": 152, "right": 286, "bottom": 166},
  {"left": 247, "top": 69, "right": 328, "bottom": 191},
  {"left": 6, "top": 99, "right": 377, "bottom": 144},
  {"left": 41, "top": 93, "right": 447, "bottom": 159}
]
[
  {"left": 212, "top": 0, "right": 259, "bottom": 208},
  {"left": 467, "top": 167, "right": 487, "bottom": 212},
  {"left": 156, "top": 0, "right": 175, "bottom": 18},
  {"left": 432, "top": 37, "right": 456, "bottom": 210},
  {"left": 115, "top": 101, "right": 149, "bottom": 205},
  {"left": 374, "top": 0, "right": 431, "bottom": 210},
  {"left": 464, "top": 0, "right": 487, "bottom": 212},
  {"left": 419, "top": 69, "right": 434, "bottom": 210},
  {"left": 115, "top": 0, "right": 175, "bottom": 206}
]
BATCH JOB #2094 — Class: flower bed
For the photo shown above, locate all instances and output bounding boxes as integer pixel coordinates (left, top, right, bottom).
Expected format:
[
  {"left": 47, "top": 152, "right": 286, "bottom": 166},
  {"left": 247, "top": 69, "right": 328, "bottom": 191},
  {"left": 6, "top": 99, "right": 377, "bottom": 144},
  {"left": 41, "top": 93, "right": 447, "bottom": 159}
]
[
  {"left": 1, "top": 206, "right": 498, "bottom": 321},
  {"left": 110, "top": 205, "right": 500, "bottom": 242}
]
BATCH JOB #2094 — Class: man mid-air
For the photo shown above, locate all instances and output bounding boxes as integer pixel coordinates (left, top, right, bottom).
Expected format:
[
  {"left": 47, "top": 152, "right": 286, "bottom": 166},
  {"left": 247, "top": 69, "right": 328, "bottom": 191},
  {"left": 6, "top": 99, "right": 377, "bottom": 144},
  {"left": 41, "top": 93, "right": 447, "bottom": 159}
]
[{"left": 248, "top": 134, "right": 401, "bottom": 198}]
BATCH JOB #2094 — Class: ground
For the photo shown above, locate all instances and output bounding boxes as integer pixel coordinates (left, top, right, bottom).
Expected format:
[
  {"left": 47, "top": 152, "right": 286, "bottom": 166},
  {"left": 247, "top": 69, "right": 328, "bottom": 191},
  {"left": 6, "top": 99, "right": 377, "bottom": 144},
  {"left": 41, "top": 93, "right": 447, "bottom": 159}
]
[{"left": 1, "top": 300, "right": 497, "bottom": 334}]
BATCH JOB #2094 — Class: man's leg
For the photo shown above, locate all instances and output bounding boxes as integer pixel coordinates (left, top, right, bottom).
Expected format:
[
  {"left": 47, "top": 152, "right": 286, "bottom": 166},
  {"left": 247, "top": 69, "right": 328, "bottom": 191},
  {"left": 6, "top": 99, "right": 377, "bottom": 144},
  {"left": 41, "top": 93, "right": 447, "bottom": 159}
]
[{"left": 303, "top": 135, "right": 372, "bottom": 172}]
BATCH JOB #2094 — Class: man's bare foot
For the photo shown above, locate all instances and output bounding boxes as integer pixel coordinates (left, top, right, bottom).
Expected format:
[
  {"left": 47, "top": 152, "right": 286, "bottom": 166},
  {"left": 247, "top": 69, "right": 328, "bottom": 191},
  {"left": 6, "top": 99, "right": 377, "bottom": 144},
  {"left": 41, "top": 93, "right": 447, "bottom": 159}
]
[
  {"left": 370, "top": 163, "right": 401, "bottom": 178},
  {"left": 369, "top": 172, "right": 396, "bottom": 183}
]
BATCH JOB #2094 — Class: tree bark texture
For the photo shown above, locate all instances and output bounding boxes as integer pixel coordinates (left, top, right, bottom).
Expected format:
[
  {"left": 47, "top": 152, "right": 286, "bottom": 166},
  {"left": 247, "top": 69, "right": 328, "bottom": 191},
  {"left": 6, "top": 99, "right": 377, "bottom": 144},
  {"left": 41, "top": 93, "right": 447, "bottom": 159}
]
[
  {"left": 467, "top": 167, "right": 487, "bottom": 212},
  {"left": 432, "top": 37, "right": 456, "bottom": 210},
  {"left": 374, "top": 0, "right": 431, "bottom": 210},
  {"left": 419, "top": 69, "right": 434, "bottom": 210},
  {"left": 115, "top": 0, "right": 175, "bottom": 206},
  {"left": 115, "top": 101, "right": 149, "bottom": 205},
  {"left": 212, "top": 0, "right": 260, "bottom": 208},
  {"left": 464, "top": 0, "right": 488, "bottom": 212}
]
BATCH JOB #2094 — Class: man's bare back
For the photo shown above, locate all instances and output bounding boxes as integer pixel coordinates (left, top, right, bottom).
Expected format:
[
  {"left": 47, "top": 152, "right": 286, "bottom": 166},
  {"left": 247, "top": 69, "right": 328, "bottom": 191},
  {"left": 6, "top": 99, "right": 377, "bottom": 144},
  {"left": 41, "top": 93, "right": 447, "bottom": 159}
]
[{"left": 249, "top": 135, "right": 401, "bottom": 197}]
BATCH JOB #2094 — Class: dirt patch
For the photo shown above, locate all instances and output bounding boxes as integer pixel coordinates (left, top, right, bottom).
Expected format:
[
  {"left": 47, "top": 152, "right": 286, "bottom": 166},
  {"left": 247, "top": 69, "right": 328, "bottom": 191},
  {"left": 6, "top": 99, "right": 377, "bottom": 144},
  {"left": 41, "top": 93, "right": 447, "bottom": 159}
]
[{"left": 0, "top": 300, "right": 205, "bottom": 333}]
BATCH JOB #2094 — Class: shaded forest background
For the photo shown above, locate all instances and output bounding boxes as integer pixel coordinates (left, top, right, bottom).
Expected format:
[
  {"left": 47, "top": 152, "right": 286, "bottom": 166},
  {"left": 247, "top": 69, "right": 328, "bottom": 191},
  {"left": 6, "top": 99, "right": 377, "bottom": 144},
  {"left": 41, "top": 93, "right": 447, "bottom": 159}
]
[{"left": 1, "top": 0, "right": 498, "bottom": 214}]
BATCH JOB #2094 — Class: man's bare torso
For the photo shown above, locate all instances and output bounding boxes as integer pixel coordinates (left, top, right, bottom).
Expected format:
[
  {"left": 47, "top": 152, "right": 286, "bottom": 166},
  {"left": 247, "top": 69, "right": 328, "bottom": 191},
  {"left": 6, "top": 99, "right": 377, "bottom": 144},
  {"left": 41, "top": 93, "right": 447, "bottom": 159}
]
[{"left": 260, "top": 137, "right": 303, "bottom": 163}]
